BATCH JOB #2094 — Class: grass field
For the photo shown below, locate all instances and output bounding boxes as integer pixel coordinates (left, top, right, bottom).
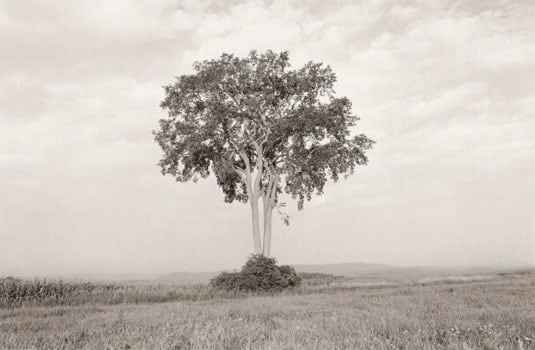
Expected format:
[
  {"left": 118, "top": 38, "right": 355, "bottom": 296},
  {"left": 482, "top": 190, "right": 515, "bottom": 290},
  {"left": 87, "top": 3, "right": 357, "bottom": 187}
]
[{"left": 1, "top": 270, "right": 534, "bottom": 349}]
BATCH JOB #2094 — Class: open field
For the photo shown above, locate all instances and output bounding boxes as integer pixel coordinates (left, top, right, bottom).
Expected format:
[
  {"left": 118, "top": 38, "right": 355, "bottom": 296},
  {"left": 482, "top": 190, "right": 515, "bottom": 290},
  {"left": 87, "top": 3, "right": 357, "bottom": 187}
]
[{"left": 1, "top": 270, "right": 534, "bottom": 349}]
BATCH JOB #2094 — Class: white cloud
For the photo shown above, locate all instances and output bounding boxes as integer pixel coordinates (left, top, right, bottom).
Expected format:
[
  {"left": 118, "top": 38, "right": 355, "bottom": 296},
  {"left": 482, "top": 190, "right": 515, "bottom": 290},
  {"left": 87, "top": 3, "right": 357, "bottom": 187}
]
[{"left": 1, "top": 0, "right": 534, "bottom": 275}]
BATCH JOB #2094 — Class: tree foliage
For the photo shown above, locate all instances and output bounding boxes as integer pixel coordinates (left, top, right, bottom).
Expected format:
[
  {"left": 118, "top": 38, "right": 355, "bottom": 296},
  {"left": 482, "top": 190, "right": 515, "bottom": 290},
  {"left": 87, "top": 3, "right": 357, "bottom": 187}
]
[
  {"left": 154, "top": 50, "right": 373, "bottom": 256},
  {"left": 155, "top": 50, "right": 373, "bottom": 209}
]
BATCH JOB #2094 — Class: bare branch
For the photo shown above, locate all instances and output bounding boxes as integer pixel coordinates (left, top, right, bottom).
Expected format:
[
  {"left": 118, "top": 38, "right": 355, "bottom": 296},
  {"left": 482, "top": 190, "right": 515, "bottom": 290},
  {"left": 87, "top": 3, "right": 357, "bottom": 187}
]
[{"left": 232, "top": 165, "right": 246, "bottom": 180}]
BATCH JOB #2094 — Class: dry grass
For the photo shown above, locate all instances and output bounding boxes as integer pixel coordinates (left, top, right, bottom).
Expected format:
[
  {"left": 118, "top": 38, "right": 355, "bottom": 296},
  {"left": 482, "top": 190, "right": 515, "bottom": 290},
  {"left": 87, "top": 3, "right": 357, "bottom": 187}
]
[{"left": 1, "top": 271, "right": 534, "bottom": 349}]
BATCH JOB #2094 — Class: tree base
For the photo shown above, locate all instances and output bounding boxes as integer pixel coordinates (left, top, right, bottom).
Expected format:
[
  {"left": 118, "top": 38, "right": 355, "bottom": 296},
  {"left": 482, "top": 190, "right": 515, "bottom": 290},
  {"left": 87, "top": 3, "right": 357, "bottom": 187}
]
[{"left": 209, "top": 255, "right": 301, "bottom": 292}]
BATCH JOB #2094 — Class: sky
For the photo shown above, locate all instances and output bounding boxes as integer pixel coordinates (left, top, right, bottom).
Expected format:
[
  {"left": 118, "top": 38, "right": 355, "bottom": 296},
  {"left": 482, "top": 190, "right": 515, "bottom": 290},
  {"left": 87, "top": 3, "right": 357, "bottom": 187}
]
[{"left": 1, "top": 0, "right": 534, "bottom": 276}]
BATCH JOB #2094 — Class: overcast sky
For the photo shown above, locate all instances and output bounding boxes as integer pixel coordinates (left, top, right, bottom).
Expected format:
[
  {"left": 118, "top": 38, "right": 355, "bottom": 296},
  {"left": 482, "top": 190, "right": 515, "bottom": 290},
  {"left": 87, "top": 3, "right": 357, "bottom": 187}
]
[{"left": 1, "top": 0, "right": 534, "bottom": 276}]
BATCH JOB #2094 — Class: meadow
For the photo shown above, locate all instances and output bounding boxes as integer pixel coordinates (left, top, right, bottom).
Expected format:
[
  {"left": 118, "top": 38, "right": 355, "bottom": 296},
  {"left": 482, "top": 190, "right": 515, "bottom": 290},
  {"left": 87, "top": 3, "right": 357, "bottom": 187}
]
[{"left": 1, "top": 270, "right": 534, "bottom": 349}]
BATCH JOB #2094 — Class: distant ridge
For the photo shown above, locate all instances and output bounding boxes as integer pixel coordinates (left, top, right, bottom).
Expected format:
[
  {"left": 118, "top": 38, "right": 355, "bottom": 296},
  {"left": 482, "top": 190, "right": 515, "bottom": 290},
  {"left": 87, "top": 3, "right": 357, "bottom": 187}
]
[
  {"left": 291, "top": 263, "right": 532, "bottom": 280},
  {"left": 156, "top": 263, "right": 533, "bottom": 283},
  {"left": 12, "top": 263, "right": 535, "bottom": 284},
  {"left": 156, "top": 262, "right": 395, "bottom": 283},
  {"left": 157, "top": 271, "right": 219, "bottom": 283},
  {"left": 17, "top": 263, "right": 531, "bottom": 284},
  {"left": 291, "top": 262, "right": 395, "bottom": 277},
  {"left": 158, "top": 262, "right": 396, "bottom": 283}
]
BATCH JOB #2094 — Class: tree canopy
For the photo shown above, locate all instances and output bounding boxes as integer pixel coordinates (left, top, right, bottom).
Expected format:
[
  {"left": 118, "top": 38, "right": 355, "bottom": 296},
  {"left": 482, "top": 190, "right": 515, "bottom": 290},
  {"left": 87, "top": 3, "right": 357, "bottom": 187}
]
[{"left": 154, "top": 50, "right": 373, "bottom": 256}]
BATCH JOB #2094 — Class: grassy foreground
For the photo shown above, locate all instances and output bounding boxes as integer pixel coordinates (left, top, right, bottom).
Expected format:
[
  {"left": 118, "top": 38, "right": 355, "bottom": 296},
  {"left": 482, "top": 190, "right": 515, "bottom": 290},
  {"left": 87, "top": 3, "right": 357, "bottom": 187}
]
[{"left": 1, "top": 271, "right": 534, "bottom": 349}]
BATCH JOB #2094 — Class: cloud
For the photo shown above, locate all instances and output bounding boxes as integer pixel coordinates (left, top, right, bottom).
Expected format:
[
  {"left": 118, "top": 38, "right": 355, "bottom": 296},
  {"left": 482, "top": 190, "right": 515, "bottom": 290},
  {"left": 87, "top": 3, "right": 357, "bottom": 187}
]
[{"left": 1, "top": 0, "right": 534, "bottom": 275}]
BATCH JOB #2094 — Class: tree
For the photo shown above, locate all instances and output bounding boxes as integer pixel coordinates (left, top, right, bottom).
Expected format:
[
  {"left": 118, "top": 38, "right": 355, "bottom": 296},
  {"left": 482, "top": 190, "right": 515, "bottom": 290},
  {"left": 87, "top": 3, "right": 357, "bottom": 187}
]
[{"left": 154, "top": 50, "right": 373, "bottom": 257}]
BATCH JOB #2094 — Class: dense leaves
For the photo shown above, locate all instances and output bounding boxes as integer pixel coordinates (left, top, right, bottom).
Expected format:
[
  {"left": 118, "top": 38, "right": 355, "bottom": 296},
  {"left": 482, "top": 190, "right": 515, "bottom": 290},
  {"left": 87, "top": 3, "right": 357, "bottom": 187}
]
[
  {"left": 155, "top": 50, "right": 373, "bottom": 209},
  {"left": 209, "top": 255, "right": 301, "bottom": 292}
]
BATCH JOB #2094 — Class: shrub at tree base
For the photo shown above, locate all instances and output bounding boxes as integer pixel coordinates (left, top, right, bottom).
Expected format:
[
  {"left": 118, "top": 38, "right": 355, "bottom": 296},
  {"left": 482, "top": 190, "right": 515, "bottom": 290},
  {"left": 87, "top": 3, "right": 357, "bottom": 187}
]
[
  {"left": 208, "top": 272, "right": 243, "bottom": 291},
  {"left": 278, "top": 265, "right": 301, "bottom": 287},
  {"left": 210, "top": 255, "right": 301, "bottom": 292}
]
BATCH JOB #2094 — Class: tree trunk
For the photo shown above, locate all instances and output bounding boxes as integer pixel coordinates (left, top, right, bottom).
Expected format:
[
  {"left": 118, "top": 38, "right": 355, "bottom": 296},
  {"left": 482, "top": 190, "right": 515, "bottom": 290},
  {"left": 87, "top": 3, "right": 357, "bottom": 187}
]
[
  {"left": 261, "top": 174, "right": 278, "bottom": 257},
  {"left": 250, "top": 196, "right": 262, "bottom": 254},
  {"left": 240, "top": 149, "right": 263, "bottom": 255},
  {"left": 262, "top": 205, "right": 273, "bottom": 257}
]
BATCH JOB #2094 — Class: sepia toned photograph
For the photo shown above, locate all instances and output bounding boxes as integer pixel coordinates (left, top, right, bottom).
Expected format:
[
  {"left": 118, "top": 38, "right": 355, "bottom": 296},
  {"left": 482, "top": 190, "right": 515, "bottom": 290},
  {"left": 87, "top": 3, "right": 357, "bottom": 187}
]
[{"left": 1, "top": 0, "right": 534, "bottom": 349}]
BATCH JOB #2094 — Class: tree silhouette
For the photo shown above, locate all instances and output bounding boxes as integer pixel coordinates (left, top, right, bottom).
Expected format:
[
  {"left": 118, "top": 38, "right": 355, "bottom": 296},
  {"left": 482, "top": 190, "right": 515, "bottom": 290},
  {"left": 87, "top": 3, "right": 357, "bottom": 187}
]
[{"left": 154, "top": 50, "right": 373, "bottom": 256}]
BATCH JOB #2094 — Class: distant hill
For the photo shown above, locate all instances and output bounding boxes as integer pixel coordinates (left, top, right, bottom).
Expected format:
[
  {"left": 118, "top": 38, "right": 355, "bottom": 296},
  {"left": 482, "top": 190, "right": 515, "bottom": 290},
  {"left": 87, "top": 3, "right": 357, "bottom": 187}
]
[
  {"left": 351, "top": 266, "right": 501, "bottom": 280},
  {"left": 291, "top": 262, "right": 396, "bottom": 277},
  {"left": 156, "top": 263, "right": 395, "bottom": 283},
  {"left": 156, "top": 263, "right": 533, "bottom": 283},
  {"left": 31, "top": 264, "right": 529, "bottom": 284},
  {"left": 293, "top": 264, "right": 532, "bottom": 280},
  {"left": 157, "top": 271, "right": 219, "bottom": 284},
  {"left": 9, "top": 264, "right": 530, "bottom": 284}
]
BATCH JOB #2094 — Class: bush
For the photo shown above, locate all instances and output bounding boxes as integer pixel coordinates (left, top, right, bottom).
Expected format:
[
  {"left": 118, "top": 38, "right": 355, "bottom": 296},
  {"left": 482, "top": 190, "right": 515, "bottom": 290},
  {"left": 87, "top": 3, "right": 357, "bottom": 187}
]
[
  {"left": 279, "top": 265, "right": 301, "bottom": 287},
  {"left": 208, "top": 272, "right": 242, "bottom": 291},
  {"left": 240, "top": 255, "right": 286, "bottom": 291},
  {"left": 210, "top": 255, "right": 301, "bottom": 292}
]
